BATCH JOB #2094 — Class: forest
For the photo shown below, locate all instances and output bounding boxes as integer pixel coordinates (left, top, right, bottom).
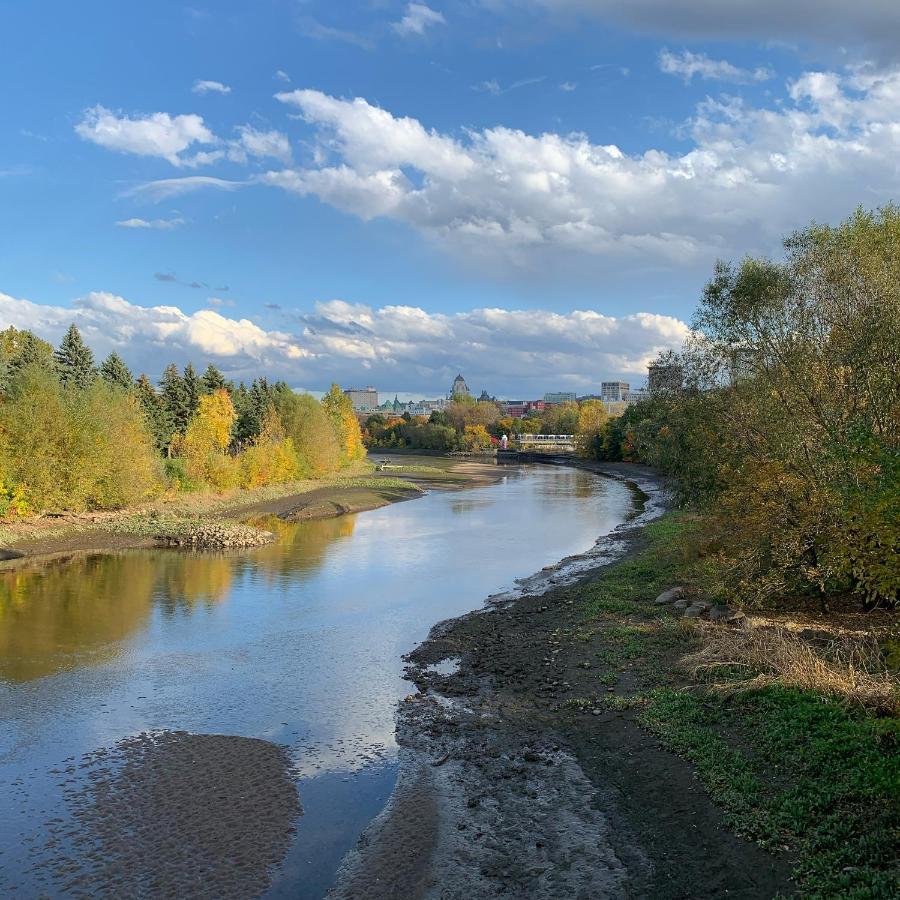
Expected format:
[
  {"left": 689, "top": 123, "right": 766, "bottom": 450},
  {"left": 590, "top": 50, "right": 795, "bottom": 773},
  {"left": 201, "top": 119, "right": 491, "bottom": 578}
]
[{"left": 0, "top": 327, "right": 365, "bottom": 516}]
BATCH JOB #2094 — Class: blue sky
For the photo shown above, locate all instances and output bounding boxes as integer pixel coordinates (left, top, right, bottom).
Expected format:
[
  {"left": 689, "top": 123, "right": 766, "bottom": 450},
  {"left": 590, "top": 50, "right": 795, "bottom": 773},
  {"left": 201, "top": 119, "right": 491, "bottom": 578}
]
[{"left": 2, "top": 1, "right": 899, "bottom": 397}]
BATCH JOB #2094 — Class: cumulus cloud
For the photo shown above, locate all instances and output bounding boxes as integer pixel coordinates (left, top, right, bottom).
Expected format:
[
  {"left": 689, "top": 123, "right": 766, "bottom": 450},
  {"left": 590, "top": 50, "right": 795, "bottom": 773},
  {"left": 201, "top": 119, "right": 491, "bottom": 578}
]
[
  {"left": 0, "top": 290, "right": 687, "bottom": 391},
  {"left": 227, "top": 125, "right": 292, "bottom": 164},
  {"left": 658, "top": 49, "right": 772, "bottom": 84},
  {"left": 192, "top": 79, "right": 231, "bottom": 95},
  {"left": 488, "top": 1, "right": 900, "bottom": 54},
  {"left": 392, "top": 3, "right": 446, "bottom": 36},
  {"left": 75, "top": 106, "right": 218, "bottom": 167},
  {"left": 267, "top": 71, "right": 900, "bottom": 270},
  {"left": 116, "top": 217, "right": 184, "bottom": 230}
]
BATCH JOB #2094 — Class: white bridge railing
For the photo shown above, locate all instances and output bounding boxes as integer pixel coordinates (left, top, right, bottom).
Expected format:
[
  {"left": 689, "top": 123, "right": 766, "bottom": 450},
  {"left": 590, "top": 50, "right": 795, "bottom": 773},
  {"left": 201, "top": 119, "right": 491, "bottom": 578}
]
[{"left": 516, "top": 434, "right": 575, "bottom": 444}]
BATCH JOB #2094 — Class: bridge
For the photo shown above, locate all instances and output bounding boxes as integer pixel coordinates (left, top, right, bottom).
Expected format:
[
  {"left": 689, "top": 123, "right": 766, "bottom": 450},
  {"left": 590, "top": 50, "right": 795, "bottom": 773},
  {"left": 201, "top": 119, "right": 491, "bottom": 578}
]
[{"left": 515, "top": 434, "right": 576, "bottom": 452}]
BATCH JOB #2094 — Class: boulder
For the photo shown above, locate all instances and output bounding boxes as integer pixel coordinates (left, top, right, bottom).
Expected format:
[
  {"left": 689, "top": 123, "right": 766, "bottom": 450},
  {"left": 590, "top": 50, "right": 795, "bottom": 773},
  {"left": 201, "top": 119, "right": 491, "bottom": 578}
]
[
  {"left": 654, "top": 586, "right": 685, "bottom": 605},
  {"left": 683, "top": 605, "right": 707, "bottom": 618},
  {"left": 708, "top": 605, "right": 733, "bottom": 622},
  {"left": 673, "top": 598, "right": 691, "bottom": 610}
]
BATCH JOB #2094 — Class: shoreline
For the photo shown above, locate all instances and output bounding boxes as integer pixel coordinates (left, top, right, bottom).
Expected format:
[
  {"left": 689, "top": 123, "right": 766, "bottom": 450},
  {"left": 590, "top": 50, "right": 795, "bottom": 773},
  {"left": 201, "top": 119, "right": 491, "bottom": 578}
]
[
  {"left": 327, "top": 461, "right": 794, "bottom": 899},
  {"left": 0, "top": 457, "right": 506, "bottom": 567}
]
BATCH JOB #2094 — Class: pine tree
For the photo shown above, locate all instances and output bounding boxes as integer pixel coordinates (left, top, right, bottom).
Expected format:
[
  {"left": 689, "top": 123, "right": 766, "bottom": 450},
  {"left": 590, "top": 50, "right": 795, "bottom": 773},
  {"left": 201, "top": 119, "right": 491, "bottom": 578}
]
[
  {"left": 54, "top": 324, "right": 95, "bottom": 389},
  {"left": 183, "top": 363, "right": 201, "bottom": 422},
  {"left": 99, "top": 352, "right": 134, "bottom": 390},
  {"left": 135, "top": 373, "right": 169, "bottom": 453},
  {"left": 159, "top": 363, "right": 191, "bottom": 437},
  {"left": 200, "top": 363, "right": 226, "bottom": 394}
]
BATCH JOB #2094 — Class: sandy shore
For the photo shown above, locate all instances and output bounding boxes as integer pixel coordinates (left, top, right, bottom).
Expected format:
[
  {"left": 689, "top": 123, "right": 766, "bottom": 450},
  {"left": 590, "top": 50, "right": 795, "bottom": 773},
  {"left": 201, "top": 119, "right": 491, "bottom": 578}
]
[{"left": 328, "top": 462, "right": 794, "bottom": 899}]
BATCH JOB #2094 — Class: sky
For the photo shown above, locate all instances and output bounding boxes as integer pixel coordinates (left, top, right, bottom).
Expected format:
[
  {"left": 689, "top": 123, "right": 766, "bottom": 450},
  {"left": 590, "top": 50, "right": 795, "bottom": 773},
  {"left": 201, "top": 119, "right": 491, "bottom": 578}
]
[{"left": 2, "top": 1, "right": 899, "bottom": 398}]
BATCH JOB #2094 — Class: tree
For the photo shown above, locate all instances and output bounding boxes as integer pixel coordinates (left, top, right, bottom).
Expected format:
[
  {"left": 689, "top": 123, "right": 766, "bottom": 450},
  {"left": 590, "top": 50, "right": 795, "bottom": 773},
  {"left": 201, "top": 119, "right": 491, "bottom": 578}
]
[
  {"left": 321, "top": 383, "right": 365, "bottom": 466},
  {"left": 575, "top": 400, "right": 608, "bottom": 458},
  {"left": 182, "top": 389, "right": 238, "bottom": 489},
  {"left": 135, "top": 374, "right": 170, "bottom": 453},
  {"left": 54, "top": 324, "right": 95, "bottom": 389},
  {"left": 275, "top": 391, "right": 341, "bottom": 477},
  {"left": 182, "top": 362, "right": 201, "bottom": 421},
  {"left": 159, "top": 363, "right": 191, "bottom": 440},
  {"left": 99, "top": 352, "right": 134, "bottom": 390},
  {"left": 200, "top": 363, "right": 226, "bottom": 394}
]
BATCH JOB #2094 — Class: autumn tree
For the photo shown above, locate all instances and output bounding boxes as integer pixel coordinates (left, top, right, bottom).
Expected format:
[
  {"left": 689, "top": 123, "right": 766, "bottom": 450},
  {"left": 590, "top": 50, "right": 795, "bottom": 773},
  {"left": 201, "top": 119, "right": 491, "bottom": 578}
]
[
  {"left": 135, "top": 374, "right": 170, "bottom": 453},
  {"left": 275, "top": 391, "right": 341, "bottom": 477},
  {"left": 321, "top": 383, "right": 365, "bottom": 466},
  {"left": 575, "top": 400, "right": 608, "bottom": 458},
  {"left": 55, "top": 324, "right": 95, "bottom": 389},
  {"left": 182, "top": 389, "right": 238, "bottom": 489}
]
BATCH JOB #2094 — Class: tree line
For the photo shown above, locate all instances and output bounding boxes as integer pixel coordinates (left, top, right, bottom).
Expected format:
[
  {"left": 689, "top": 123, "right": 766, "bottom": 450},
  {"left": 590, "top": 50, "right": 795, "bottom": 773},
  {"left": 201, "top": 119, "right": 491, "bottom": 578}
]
[
  {"left": 0, "top": 327, "right": 365, "bottom": 516},
  {"left": 610, "top": 207, "right": 899, "bottom": 608}
]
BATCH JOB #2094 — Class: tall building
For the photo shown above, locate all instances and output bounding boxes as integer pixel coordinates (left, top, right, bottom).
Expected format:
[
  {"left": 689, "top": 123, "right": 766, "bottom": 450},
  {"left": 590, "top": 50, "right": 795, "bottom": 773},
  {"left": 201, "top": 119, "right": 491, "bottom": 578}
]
[
  {"left": 543, "top": 391, "right": 576, "bottom": 404},
  {"left": 344, "top": 386, "right": 379, "bottom": 411},
  {"left": 648, "top": 362, "right": 684, "bottom": 393},
  {"left": 450, "top": 373, "right": 470, "bottom": 399},
  {"left": 601, "top": 381, "right": 630, "bottom": 403}
]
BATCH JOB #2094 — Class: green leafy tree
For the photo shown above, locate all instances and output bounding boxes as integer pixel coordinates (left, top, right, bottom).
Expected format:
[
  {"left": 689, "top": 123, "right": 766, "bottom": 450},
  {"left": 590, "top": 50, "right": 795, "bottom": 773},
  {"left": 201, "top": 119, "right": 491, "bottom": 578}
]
[
  {"left": 99, "top": 352, "right": 134, "bottom": 390},
  {"left": 200, "top": 363, "right": 226, "bottom": 394},
  {"left": 159, "top": 363, "right": 191, "bottom": 439},
  {"left": 135, "top": 373, "right": 170, "bottom": 453},
  {"left": 54, "top": 324, "right": 95, "bottom": 389}
]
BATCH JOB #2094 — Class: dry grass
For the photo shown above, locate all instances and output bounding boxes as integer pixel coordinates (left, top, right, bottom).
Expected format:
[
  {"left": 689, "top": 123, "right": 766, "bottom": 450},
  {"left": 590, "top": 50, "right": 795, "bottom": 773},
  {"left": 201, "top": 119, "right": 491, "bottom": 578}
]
[{"left": 683, "top": 619, "right": 899, "bottom": 714}]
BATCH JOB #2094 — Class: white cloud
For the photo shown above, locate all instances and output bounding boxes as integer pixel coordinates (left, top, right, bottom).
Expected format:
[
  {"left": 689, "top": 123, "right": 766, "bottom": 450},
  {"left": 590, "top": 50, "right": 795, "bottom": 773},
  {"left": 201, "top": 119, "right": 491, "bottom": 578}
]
[
  {"left": 124, "top": 176, "right": 245, "bottom": 202},
  {"left": 275, "top": 70, "right": 291, "bottom": 83},
  {"left": 227, "top": 125, "right": 292, "bottom": 164},
  {"left": 268, "top": 71, "right": 900, "bottom": 271},
  {"left": 658, "top": 49, "right": 773, "bottom": 84},
  {"left": 559, "top": 81, "right": 578, "bottom": 91},
  {"left": 75, "top": 106, "right": 218, "bottom": 167},
  {"left": 116, "top": 217, "right": 185, "bottom": 230},
  {"left": 0, "top": 290, "right": 687, "bottom": 390},
  {"left": 392, "top": 3, "right": 446, "bottom": 37},
  {"left": 192, "top": 79, "right": 231, "bottom": 95}
]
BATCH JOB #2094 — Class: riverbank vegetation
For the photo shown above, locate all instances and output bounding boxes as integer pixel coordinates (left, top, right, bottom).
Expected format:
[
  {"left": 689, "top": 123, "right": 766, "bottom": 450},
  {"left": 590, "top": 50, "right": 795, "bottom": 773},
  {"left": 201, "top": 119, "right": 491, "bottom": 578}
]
[
  {"left": 0, "top": 328, "right": 364, "bottom": 517},
  {"left": 593, "top": 207, "right": 899, "bottom": 611},
  {"left": 565, "top": 513, "right": 898, "bottom": 898}
]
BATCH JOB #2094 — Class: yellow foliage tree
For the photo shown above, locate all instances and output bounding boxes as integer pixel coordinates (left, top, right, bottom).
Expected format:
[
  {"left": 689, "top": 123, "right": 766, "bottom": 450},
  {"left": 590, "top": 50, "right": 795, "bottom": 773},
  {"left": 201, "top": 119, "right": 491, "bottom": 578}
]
[
  {"left": 182, "top": 389, "right": 239, "bottom": 490},
  {"left": 575, "top": 400, "right": 608, "bottom": 458},
  {"left": 239, "top": 407, "right": 300, "bottom": 488},
  {"left": 463, "top": 424, "right": 492, "bottom": 450}
]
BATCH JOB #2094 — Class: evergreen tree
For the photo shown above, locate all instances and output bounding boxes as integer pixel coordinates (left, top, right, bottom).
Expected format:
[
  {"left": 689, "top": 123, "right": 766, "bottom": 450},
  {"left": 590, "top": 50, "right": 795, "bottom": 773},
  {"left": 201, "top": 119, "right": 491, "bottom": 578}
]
[
  {"left": 159, "top": 363, "right": 191, "bottom": 437},
  {"left": 54, "top": 324, "right": 95, "bottom": 389},
  {"left": 182, "top": 363, "right": 201, "bottom": 421},
  {"left": 134, "top": 373, "right": 170, "bottom": 453},
  {"left": 99, "top": 352, "right": 134, "bottom": 390},
  {"left": 200, "top": 363, "right": 226, "bottom": 394}
]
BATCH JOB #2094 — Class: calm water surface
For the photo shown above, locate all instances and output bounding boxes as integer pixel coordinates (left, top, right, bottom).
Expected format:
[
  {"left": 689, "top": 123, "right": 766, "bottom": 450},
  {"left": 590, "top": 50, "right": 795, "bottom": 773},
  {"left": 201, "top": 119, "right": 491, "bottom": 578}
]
[{"left": 0, "top": 462, "right": 633, "bottom": 897}]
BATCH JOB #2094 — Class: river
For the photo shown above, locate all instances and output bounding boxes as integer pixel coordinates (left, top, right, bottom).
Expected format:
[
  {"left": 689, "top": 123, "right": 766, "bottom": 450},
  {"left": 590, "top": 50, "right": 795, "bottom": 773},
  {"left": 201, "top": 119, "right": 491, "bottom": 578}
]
[{"left": 0, "top": 460, "right": 634, "bottom": 897}]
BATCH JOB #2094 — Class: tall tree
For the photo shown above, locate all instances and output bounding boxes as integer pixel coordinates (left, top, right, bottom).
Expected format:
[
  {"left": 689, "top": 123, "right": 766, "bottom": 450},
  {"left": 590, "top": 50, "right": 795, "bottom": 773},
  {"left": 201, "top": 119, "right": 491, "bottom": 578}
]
[
  {"left": 200, "top": 363, "right": 226, "bottom": 394},
  {"left": 135, "top": 373, "right": 170, "bottom": 452},
  {"left": 159, "top": 363, "right": 191, "bottom": 438},
  {"left": 322, "top": 383, "right": 365, "bottom": 466},
  {"left": 54, "top": 324, "right": 95, "bottom": 389},
  {"left": 99, "top": 352, "right": 134, "bottom": 390},
  {"left": 182, "top": 362, "right": 201, "bottom": 421}
]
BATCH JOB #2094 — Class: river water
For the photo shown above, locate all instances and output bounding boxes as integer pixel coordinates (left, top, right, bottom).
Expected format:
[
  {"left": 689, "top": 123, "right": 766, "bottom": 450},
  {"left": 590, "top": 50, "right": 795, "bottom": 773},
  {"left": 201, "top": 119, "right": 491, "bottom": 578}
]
[{"left": 0, "top": 461, "right": 634, "bottom": 897}]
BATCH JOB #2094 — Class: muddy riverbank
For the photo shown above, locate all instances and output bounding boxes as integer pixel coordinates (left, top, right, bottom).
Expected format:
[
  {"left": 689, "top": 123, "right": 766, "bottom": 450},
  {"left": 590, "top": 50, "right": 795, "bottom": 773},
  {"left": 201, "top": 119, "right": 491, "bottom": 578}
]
[
  {"left": 329, "top": 462, "right": 794, "bottom": 899},
  {"left": 0, "top": 457, "right": 504, "bottom": 565}
]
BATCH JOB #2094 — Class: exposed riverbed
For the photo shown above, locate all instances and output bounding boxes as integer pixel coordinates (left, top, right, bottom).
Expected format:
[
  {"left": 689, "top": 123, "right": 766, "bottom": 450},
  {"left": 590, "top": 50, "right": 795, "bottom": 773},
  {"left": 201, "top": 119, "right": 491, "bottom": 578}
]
[{"left": 0, "top": 459, "right": 634, "bottom": 898}]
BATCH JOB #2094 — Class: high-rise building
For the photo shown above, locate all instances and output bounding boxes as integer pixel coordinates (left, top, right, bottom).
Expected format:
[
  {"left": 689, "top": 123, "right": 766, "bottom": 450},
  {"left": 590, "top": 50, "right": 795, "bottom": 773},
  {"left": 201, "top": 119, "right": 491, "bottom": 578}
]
[
  {"left": 601, "top": 381, "right": 630, "bottom": 403},
  {"left": 344, "top": 386, "right": 379, "bottom": 411},
  {"left": 543, "top": 391, "right": 577, "bottom": 404},
  {"left": 450, "top": 373, "right": 470, "bottom": 399},
  {"left": 648, "top": 362, "right": 684, "bottom": 393}
]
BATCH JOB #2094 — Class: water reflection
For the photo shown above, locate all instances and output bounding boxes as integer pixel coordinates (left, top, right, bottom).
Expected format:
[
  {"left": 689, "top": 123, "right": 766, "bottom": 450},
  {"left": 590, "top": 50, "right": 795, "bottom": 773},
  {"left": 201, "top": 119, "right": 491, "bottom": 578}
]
[{"left": 0, "top": 465, "right": 634, "bottom": 898}]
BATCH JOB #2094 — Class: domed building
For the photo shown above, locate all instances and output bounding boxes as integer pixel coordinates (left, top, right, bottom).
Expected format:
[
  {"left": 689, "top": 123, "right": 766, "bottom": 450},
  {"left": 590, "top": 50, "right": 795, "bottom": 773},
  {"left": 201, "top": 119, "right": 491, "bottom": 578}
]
[{"left": 450, "top": 373, "right": 470, "bottom": 399}]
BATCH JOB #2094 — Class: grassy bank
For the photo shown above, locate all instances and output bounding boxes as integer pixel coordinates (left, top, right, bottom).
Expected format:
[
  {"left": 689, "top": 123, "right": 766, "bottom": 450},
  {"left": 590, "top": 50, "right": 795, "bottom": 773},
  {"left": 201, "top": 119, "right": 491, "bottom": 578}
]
[{"left": 568, "top": 514, "right": 898, "bottom": 898}]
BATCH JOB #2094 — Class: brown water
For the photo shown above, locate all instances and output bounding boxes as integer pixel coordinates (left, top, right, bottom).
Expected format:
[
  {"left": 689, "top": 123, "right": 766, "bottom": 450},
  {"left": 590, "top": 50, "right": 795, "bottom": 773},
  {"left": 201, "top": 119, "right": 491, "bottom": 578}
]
[{"left": 0, "top": 463, "right": 634, "bottom": 897}]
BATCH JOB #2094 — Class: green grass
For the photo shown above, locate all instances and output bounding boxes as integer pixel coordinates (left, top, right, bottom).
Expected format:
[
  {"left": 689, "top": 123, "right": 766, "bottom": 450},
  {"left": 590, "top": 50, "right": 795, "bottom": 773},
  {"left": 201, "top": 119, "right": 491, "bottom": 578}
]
[
  {"left": 641, "top": 686, "right": 900, "bottom": 898},
  {"left": 567, "top": 511, "right": 900, "bottom": 898}
]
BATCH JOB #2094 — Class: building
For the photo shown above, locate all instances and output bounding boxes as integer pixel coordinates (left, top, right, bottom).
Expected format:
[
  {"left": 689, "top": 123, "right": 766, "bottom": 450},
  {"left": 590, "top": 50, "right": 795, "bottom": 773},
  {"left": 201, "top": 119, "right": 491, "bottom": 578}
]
[
  {"left": 544, "top": 391, "right": 576, "bottom": 404},
  {"left": 344, "top": 386, "right": 379, "bottom": 411},
  {"left": 601, "top": 381, "right": 630, "bottom": 403},
  {"left": 450, "top": 373, "right": 470, "bottom": 399},
  {"left": 624, "top": 389, "right": 649, "bottom": 404},
  {"left": 648, "top": 362, "right": 684, "bottom": 394},
  {"left": 502, "top": 400, "right": 546, "bottom": 419}
]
